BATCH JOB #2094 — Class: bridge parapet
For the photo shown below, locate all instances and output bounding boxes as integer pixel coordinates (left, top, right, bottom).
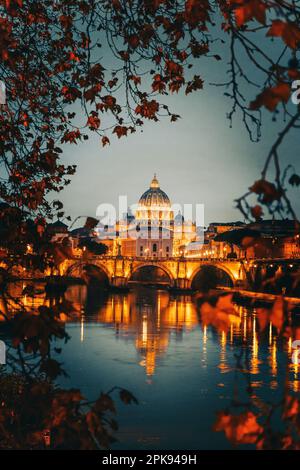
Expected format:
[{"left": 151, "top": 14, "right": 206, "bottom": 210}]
[
  {"left": 61, "top": 254, "right": 261, "bottom": 289},
  {"left": 60, "top": 255, "right": 300, "bottom": 289}
]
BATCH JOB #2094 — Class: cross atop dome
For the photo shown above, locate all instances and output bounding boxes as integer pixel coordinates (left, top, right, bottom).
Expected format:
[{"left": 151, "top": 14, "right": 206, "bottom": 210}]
[{"left": 150, "top": 173, "right": 160, "bottom": 189}]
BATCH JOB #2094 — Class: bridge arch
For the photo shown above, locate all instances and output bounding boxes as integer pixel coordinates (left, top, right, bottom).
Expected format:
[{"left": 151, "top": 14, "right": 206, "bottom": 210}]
[
  {"left": 190, "top": 263, "right": 235, "bottom": 291},
  {"left": 128, "top": 262, "right": 175, "bottom": 286},
  {"left": 66, "top": 262, "right": 111, "bottom": 287}
]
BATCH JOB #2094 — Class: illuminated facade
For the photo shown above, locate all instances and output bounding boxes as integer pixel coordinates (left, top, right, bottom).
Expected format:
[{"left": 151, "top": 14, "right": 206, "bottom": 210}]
[{"left": 97, "top": 174, "right": 197, "bottom": 258}]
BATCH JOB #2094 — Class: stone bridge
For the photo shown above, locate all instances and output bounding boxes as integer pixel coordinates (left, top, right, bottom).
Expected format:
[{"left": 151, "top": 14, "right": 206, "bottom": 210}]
[{"left": 58, "top": 255, "right": 288, "bottom": 290}]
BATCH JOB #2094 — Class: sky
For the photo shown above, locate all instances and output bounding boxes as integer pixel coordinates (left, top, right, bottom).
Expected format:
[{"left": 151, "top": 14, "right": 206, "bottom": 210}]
[{"left": 56, "top": 27, "right": 300, "bottom": 228}]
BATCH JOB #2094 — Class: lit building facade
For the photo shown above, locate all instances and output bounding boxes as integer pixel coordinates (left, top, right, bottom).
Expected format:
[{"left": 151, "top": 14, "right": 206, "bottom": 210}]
[
  {"left": 135, "top": 174, "right": 174, "bottom": 258},
  {"left": 96, "top": 175, "right": 197, "bottom": 258}
]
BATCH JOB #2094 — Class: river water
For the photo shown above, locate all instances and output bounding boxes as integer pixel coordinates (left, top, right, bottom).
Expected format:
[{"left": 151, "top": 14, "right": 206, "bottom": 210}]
[{"left": 39, "top": 284, "right": 297, "bottom": 450}]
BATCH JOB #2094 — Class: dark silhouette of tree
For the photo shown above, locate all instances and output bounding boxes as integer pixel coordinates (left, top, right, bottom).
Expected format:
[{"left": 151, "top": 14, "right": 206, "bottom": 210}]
[
  {"left": 0, "top": 0, "right": 299, "bottom": 225},
  {"left": 78, "top": 237, "right": 108, "bottom": 255}
]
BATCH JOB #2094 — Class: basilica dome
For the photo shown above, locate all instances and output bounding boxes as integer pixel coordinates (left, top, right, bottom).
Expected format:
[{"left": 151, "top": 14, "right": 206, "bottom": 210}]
[
  {"left": 138, "top": 174, "right": 171, "bottom": 208},
  {"left": 135, "top": 175, "right": 173, "bottom": 227}
]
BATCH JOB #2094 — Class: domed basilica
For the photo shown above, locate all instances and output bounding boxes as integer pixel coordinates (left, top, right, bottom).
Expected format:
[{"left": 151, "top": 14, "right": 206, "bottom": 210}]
[
  {"left": 97, "top": 175, "right": 197, "bottom": 258},
  {"left": 135, "top": 174, "right": 174, "bottom": 229}
]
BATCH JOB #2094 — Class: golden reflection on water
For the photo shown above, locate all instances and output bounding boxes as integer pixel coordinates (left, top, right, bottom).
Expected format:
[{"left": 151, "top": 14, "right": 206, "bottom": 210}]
[
  {"left": 92, "top": 290, "right": 199, "bottom": 376},
  {"left": 5, "top": 282, "right": 300, "bottom": 389},
  {"left": 251, "top": 315, "right": 259, "bottom": 376}
]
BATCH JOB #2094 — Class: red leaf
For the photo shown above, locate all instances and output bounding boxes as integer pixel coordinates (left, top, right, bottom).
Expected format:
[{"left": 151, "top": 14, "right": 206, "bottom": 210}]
[
  {"left": 251, "top": 205, "right": 263, "bottom": 220},
  {"left": 135, "top": 100, "right": 159, "bottom": 119},
  {"left": 185, "top": 75, "right": 204, "bottom": 95},
  {"left": 233, "top": 0, "right": 267, "bottom": 27},
  {"left": 87, "top": 115, "right": 100, "bottom": 130},
  {"left": 113, "top": 126, "right": 128, "bottom": 139},
  {"left": 102, "top": 136, "right": 110, "bottom": 147},
  {"left": 267, "top": 20, "right": 300, "bottom": 49},
  {"left": 249, "top": 179, "right": 282, "bottom": 203},
  {"left": 250, "top": 83, "right": 290, "bottom": 111}
]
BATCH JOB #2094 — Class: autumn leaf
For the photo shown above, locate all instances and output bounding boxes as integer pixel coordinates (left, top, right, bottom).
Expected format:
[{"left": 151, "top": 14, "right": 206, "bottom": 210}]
[
  {"left": 102, "top": 136, "right": 110, "bottom": 147},
  {"left": 135, "top": 99, "right": 159, "bottom": 119},
  {"left": 169, "top": 76, "right": 185, "bottom": 93},
  {"left": 61, "top": 130, "right": 81, "bottom": 144},
  {"left": 112, "top": 0, "right": 121, "bottom": 10},
  {"left": 165, "top": 60, "right": 183, "bottom": 77},
  {"left": 185, "top": 75, "right": 204, "bottom": 95},
  {"left": 87, "top": 114, "right": 100, "bottom": 130},
  {"left": 250, "top": 83, "right": 290, "bottom": 112},
  {"left": 152, "top": 74, "right": 166, "bottom": 93},
  {"left": 251, "top": 205, "right": 263, "bottom": 220},
  {"left": 270, "top": 296, "right": 285, "bottom": 332},
  {"left": 59, "top": 15, "right": 72, "bottom": 29},
  {"left": 257, "top": 297, "right": 286, "bottom": 333},
  {"left": 289, "top": 174, "right": 300, "bottom": 187},
  {"left": 129, "top": 75, "right": 141, "bottom": 85},
  {"left": 249, "top": 179, "right": 282, "bottom": 203},
  {"left": 200, "top": 293, "right": 241, "bottom": 332},
  {"left": 94, "top": 393, "right": 116, "bottom": 413},
  {"left": 119, "top": 389, "right": 138, "bottom": 405},
  {"left": 62, "top": 86, "right": 82, "bottom": 102},
  {"left": 40, "top": 358, "right": 63, "bottom": 380},
  {"left": 185, "top": 0, "right": 211, "bottom": 27},
  {"left": 233, "top": 0, "right": 267, "bottom": 27},
  {"left": 5, "top": 0, "right": 23, "bottom": 8},
  {"left": 69, "top": 51, "right": 80, "bottom": 62},
  {"left": 267, "top": 20, "right": 300, "bottom": 49},
  {"left": 113, "top": 126, "right": 128, "bottom": 138},
  {"left": 21, "top": 112, "right": 29, "bottom": 127},
  {"left": 102, "top": 95, "right": 116, "bottom": 108},
  {"left": 127, "top": 34, "right": 140, "bottom": 49},
  {"left": 89, "top": 63, "right": 104, "bottom": 79},
  {"left": 84, "top": 84, "right": 102, "bottom": 102},
  {"left": 214, "top": 411, "right": 263, "bottom": 445}
]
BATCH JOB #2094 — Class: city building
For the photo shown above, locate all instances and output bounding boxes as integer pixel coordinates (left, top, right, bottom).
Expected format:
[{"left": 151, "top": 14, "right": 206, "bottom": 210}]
[
  {"left": 96, "top": 174, "right": 197, "bottom": 258},
  {"left": 65, "top": 179, "right": 299, "bottom": 262},
  {"left": 246, "top": 219, "right": 300, "bottom": 259}
]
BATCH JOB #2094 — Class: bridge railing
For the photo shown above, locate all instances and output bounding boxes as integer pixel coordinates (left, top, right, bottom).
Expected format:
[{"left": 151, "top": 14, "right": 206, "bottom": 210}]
[
  {"left": 71, "top": 254, "right": 244, "bottom": 262},
  {"left": 70, "top": 254, "right": 300, "bottom": 263}
]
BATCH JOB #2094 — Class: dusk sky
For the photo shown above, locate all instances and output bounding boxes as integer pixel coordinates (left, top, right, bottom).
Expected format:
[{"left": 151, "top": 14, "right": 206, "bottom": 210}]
[{"left": 57, "top": 33, "right": 300, "bottom": 228}]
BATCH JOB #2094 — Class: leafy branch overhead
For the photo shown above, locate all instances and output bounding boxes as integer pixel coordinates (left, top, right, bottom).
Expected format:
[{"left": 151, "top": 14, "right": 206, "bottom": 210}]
[{"left": 0, "top": 0, "right": 299, "bottom": 222}]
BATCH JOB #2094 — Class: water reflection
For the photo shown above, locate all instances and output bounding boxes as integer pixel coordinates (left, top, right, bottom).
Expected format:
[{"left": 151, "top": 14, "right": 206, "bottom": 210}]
[
  {"left": 64, "top": 286, "right": 300, "bottom": 391},
  {"left": 8, "top": 282, "right": 300, "bottom": 391},
  {"left": 69, "top": 287, "right": 199, "bottom": 377},
  {"left": 4, "top": 282, "right": 300, "bottom": 449}
]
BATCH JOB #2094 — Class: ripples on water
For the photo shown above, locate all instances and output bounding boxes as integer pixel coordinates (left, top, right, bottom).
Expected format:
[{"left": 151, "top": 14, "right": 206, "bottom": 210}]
[{"left": 5, "top": 283, "right": 300, "bottom": 449}]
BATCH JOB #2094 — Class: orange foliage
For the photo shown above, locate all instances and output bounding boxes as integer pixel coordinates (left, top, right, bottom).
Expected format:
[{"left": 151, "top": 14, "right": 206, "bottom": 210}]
[{"left": 214, "top": 411, "right": 263, "bottom": 445}]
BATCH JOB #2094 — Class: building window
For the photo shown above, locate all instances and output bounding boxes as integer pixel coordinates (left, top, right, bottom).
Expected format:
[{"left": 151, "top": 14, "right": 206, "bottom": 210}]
[
  {"left": 166, "top": 246, "right": 169, "bottom": 253},
  {"left": 153, "top": 243, "right": 157, "bottom": 253}
]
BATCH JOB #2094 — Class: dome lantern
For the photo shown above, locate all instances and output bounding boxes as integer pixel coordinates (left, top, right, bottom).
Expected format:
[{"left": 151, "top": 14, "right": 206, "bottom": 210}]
[{"left": 150, "top": 173, "right": 160, "bottom": 189}]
